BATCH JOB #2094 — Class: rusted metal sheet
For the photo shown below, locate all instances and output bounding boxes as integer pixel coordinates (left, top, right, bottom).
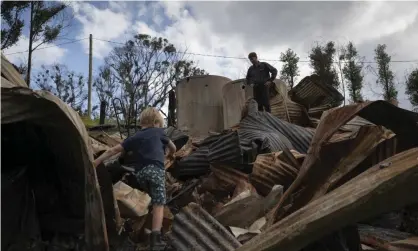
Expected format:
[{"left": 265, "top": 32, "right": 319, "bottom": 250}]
[
  {"left": 311, "top": 125, "right": 392, "bottom": 199},
  {"left": 250, "top": 151, "right": 302, "bottom": 196},
  {"left": 236, "top": 148, "right": 418, "bottom": 251},
  {"left": 269, "top": 82, "right": 310, "bottom": 126},
  {"left": 211, "top": 165, "right": 250, "bottom": 188},
  {"left": 269, "top": 101, "right": 418, "bottom": 225},
  {"left": 307, "top": 104, "right": 334, "bottom": 118},
  {"left": 1, "top": 54, "right": 109, "bottom": 250},
  {"left": 167, "top": 203, "right": 241, "bottom": 251},
  {"left": 289, "top": 74, "right": 344, "bottom": 109},
  {"left": 239, "top": 111, "right": 313, "bottom": 154},
  {"left": 340, "top": 116, "right": 375, "bottom": 132}
]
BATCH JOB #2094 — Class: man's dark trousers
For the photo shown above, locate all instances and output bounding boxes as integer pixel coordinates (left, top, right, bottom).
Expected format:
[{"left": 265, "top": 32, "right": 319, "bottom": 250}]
[{"left": 253, "top": 84, "right": 271, "bottom": 113}]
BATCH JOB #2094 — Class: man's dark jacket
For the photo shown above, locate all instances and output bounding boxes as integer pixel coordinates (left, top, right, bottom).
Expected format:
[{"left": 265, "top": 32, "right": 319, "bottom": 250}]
[{"left": 245, "top": 62, "right": 278, "bottom": 86}]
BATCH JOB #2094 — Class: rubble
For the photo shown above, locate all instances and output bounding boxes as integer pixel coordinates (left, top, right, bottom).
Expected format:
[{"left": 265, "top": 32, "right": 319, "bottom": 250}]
[
  {"left": 88, "top": 78, "right": 418, "bottom": 251},
  {"left": 3, "top": 52, "right": 418, "bottom": 251}
]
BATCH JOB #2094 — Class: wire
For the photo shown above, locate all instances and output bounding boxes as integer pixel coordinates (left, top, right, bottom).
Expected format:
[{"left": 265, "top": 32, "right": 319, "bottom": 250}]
[
  {"left": 3, "top": 38, "right": 88, "bottom": 56},
  {"left": 93, "top": 37, "right": 418, "bottom": 64},
  {"left": 4, "top": 36, "right": 418, "bottom": 65}
]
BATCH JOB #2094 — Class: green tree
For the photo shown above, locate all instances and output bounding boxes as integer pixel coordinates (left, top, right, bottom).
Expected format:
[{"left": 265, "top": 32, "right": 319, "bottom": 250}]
[
  {"left": 102, "top": 33, "right": 208, "bottom": 124},
  {"left": 374, "top": 44, "right": 398, "bottom": 101},
  {"left": 309, "top": 41, "right": 339, "bottom": 88},
  {"left": 405, "top": 68, "right": 418, "bottom": 109},
  {"left": 280, "top": 48, "right": 300, "bottom": 89},
  {"left": 343, "top": 42, "right": 364, "bottom": 103},
  {"left": 1, "top": 1, "right": 30, "bottom": 49},
  {"left": 1, "top": 1, "right": 70, "bottom": 87},
  {"left": 35, "top": 64, "right": 89, "bottom": 113}
]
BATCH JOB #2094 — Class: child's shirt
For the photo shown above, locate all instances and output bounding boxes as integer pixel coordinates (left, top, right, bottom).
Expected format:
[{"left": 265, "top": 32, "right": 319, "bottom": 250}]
[{"left": 121, "top": 127, "right": 169, "bottom": 171}]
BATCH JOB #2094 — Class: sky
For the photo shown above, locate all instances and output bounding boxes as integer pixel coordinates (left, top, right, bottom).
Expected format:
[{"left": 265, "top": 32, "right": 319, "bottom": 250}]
[{"left": 3, "top": 1, "right": 418, "bottom": 113}]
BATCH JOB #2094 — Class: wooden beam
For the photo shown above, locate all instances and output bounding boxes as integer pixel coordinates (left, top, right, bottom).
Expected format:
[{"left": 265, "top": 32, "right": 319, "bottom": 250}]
[{"left": 236, "top": 148, "right": 418, "bottom": 251}]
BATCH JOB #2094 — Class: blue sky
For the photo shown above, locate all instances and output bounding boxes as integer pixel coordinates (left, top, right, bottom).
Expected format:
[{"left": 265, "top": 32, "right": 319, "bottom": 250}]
[{"left": 3, "top": 1, "right": 418, "bottom": 112}]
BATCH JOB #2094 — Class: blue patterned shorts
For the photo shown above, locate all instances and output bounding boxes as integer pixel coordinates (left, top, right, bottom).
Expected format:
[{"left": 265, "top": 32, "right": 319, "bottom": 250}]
[{"left": 134, "top": 164, "right": 166, "bottom": 205}]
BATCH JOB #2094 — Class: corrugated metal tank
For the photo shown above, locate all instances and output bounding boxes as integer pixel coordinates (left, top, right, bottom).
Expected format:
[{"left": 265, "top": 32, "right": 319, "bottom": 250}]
[
  {"left": 222, "top": 79, "right": 247, "bottom": 129},
  {"left": 176, "top": 75, "right": 231, "bottom": 137}
]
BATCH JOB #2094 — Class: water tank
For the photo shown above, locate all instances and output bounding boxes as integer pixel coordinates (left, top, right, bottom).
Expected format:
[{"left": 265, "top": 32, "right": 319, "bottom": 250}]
[
  {"left": 176, "top": 75, "right": 231, "bottom": 137},
  {"left": 222, "top": 79, "right": 247, "bottom": 129},
  {"left": 222, "top": 79, "right": 285, "bottom": 127}
]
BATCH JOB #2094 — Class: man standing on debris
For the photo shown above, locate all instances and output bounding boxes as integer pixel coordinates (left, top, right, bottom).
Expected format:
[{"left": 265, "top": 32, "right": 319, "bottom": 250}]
[
  {"left": 245, "top": 52, "right": 278, "bottom": 113},
  {"left": 93, "top": 107, "right": 176, "bottom": 251}
]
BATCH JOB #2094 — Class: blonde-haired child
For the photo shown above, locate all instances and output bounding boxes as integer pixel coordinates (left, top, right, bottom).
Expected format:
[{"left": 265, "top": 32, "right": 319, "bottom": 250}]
[{"left": 94, "top": 107, "right": 176, "bottom": 250}]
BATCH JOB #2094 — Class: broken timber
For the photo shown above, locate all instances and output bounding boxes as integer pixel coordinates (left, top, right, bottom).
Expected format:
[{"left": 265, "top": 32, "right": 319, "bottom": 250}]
[{"left": 236, "top": 148, "right": 418, "bottom": 251}]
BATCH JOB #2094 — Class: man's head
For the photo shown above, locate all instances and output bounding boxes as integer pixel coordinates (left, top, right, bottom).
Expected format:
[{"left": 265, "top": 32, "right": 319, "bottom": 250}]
[
  {"left": 248, "top": 52, "right": 258, "bottom": 65},
  {"left": 139, "top": 107, "right": 164, "bottom": 128}
]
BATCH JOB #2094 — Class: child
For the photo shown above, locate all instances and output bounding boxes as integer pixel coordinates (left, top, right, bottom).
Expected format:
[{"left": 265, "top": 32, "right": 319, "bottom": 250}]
[{"left": 94, "top": 107, "right": 176, "bottom": 250}]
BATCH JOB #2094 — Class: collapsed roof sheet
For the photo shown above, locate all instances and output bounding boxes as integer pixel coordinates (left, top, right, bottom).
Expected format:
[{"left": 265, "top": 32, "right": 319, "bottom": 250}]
[
  {"left": 167, "top": 203, "right": 241, "bottom": 251},
  {"left": 1, "top": 54, "right": 109, "bottom": 251},
  {"left": 239, "top": 111, "right": 314, "bottom": 154},
  {"left": 289, "top": 74, "right": 344, "bottom": 109}
]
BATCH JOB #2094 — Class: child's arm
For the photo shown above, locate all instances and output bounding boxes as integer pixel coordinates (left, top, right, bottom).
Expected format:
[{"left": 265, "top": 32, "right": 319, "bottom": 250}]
[
  {"left": 94, "top": 144, "right": 124, "bottom": 167},
  {"left": 166, "top": 140, "right": 177, "bottom": 157}
]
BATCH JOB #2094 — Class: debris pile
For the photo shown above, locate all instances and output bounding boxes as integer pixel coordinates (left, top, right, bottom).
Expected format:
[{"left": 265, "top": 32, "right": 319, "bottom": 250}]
[
  {"left": 89, "top": 78, "right": 418, "bottom": 251},
  {"left": 3, "top": 49, "right": 417, "bottom": 251}
]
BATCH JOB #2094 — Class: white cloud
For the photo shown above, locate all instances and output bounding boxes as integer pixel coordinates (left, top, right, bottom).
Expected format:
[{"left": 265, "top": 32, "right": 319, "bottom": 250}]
[
  {"left": 71, "top": 2, "right": 131, "bottom": 59},
  {"left": 3, "top": 35, "right": 67, "bottom": 67},
  {"left": 66, "top": 1, "right": 417, "bottom": 111},
  {"left": 143, "top": 1, "right": 418, "bottom": 110}
]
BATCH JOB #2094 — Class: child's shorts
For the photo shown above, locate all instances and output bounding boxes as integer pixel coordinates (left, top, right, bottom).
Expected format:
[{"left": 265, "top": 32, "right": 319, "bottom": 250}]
[{"left": 134, "top": 164, "right": 166, "bottom": 205}]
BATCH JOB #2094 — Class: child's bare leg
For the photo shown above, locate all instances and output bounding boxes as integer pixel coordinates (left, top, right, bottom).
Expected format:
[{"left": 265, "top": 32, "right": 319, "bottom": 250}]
[{"left": 152, "top": 205, "right": 164, "bottom": 231}]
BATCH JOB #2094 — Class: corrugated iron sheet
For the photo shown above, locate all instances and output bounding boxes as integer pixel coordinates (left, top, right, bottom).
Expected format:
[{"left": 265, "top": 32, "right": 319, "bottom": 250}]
[
  {"left": 1, "top": 54, "right": 108, "bottom": 250},
  {"left": 270, "top": 97, "right": 310, "bottom": 126},
  {"left": 208, "top": 131, "right": 243, "bottom": 164},
  {"left": 269, "top": 82, "right": 311, "bottom": 127},
  {"left": 1, "top": 53, "right": 27, "bottom": 88},
  {"left": 165, "top": 126, "right": 190, "bottom": 151},
  {"left": 171, "top": 147, "right": 210, "bottom": 179},
  {"left": 250, "top": 151, "right": 303, "bottom": 196},
  {"left": 307, "top": 104, "right": 334, "bottom": 118},
  {"left": 236, "top": 148, "right": 418, "bottom": 251},
  {"left": 194, "top": 133, "right": 223, "bottom": 148},
  {"left": 268, "top": 101, "right": 418, "bottom": 226},
  {"left": 167, "top": 203, "right": 241, "bottom": 251},
  {"left": 239, "top": 111, "right": 314, "bottom": 154},
  {"left": 289, "top": 74, "right": 344, "bottom": 109},
  {"left": 340, "top": 116, "right": 375, "bottom": 132},
  {"left": 211, "top": 165, "right": 249, "bottom": 188}
]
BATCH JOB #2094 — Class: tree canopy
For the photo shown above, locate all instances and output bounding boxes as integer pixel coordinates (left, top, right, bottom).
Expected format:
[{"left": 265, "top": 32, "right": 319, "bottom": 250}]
[
  {"left": 309, "top": 41, "right": 339, "bottom": 88},
  {"left": 280, "top": 48, "right": 300, "bottom": 89}
]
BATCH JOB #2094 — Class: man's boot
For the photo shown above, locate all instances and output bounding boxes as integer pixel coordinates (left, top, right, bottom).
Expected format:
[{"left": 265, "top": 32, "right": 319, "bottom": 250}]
[{"left": 150, "top": 231, "right": 166, "bottom": 251}]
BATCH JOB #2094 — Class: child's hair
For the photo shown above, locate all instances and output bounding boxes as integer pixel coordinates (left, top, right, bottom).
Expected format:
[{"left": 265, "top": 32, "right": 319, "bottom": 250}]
[{"left": 139, "top": 107, "right": 164, "bottom": 128}]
